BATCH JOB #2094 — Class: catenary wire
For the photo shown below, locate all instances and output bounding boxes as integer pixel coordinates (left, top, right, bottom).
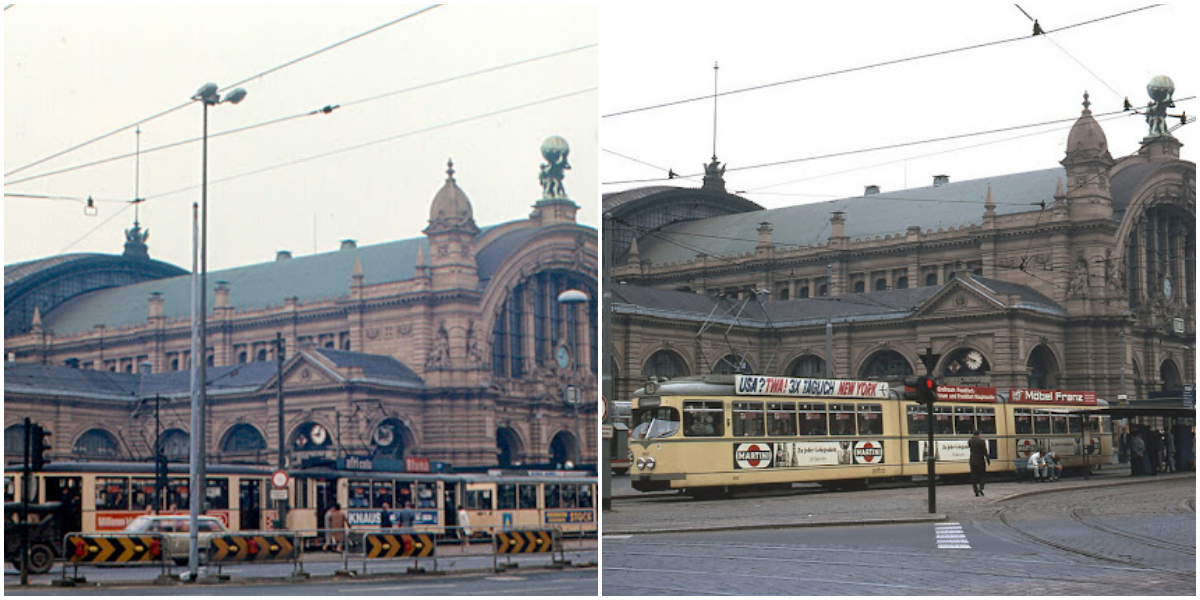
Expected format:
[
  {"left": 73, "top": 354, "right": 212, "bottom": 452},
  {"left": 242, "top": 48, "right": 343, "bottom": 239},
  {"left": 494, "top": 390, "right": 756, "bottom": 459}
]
[
  {"left": 4, "top": 5, "right": 442, "bottom": 178},
  {"left": 601, "top": 5, "right": 1161, "bottom": 119}
]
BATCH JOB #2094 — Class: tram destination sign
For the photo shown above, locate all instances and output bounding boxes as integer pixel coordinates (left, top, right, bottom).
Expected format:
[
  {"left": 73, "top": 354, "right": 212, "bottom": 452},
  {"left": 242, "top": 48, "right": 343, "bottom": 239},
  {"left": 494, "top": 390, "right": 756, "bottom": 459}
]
[{"left": 735, "top": 375, "right": 889, "bottom": 399}]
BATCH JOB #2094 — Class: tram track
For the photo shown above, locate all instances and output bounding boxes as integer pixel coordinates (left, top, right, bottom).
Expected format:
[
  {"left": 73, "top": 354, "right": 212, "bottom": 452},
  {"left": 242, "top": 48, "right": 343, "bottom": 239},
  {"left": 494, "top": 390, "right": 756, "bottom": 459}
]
[{"left": 1067, "top": 505, "right": 1196, "bottom": 556}]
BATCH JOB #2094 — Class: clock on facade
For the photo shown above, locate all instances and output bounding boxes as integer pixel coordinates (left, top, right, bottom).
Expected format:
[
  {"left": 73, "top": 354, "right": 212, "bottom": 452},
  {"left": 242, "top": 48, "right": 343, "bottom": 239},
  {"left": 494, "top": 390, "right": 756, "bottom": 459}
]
[
  {"left": 964, "top": 350, "right": 984, "bottom": 371},
  {"left": 556, "top": 345, "right": 571, "bottom": 369}
]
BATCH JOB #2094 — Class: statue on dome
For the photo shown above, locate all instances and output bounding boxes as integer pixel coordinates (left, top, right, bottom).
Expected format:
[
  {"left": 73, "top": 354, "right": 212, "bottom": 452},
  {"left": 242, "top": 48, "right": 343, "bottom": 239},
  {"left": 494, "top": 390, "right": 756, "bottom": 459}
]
[
  {"left": 125, "top": 223, "right": 149, "bottom": 245},
  {"left": 1145, "top": 75, "right": 1175, "bottom": 138},
  {"left": 539, "top": 136, "right": 571, "bottom": 200}
]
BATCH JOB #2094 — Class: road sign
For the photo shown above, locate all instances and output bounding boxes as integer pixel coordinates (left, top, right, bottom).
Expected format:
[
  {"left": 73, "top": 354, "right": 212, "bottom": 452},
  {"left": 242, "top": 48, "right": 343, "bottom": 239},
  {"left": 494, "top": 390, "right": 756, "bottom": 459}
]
[
  {"left": 1183, "top": 384, "right": 1195, "bottom": 409},
  {"left": 602, "top": 424, "right": 613, "bottom": 439},
  {"left": 269, "top": 488, "right": 289, "bottom": 501},
  {"left": 271, "top": 469, "right": 289, "bottom": 489}
]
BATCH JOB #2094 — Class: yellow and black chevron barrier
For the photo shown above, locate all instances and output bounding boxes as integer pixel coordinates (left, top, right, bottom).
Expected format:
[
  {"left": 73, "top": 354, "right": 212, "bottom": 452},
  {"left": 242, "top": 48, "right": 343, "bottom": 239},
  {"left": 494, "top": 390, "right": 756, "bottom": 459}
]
[
  {"left": 362, "top": 532, "right": 436, "bottom": 559},
  {"left": 493, "top": 529, "right": 556, "bottom": 555},
  {"left": 207, "top": 533, "right": 298, "bottom": 563},
  {"left": 66, "top": 534, "right": 163, "bottom": 564}
]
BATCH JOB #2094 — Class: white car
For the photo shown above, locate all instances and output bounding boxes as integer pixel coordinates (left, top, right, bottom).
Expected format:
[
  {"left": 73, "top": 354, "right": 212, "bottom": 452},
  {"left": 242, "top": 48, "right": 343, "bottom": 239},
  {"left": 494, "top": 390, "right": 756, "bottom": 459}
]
[{"left": 123, "top": 515, "right": 227, "bottom": 565}]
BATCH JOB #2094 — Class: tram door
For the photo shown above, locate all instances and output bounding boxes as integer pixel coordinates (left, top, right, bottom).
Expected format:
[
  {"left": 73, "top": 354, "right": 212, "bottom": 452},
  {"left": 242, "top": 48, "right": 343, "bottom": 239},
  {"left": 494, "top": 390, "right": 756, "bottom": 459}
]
[
  {"left": 314, "top": 479, "right": 337, "bottom": 531},
  {"left": 240, "top": 479, "right": 261, "bottom": 531},
  {"left": 444, "top": 484, "right": 459, "bottom": 531},
  {"left": 45, "top": 476, "right": 82, "bottom": 534}
]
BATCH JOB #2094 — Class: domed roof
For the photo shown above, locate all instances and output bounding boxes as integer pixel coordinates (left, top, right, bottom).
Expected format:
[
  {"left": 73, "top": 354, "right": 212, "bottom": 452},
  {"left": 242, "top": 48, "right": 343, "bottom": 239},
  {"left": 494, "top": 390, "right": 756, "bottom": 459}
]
[
  {"left": 1064, "top": 92, "right": 1112, "bottom": 164},
  {"left": 428, "top": 160, "right": 477, "bottom": 230}
]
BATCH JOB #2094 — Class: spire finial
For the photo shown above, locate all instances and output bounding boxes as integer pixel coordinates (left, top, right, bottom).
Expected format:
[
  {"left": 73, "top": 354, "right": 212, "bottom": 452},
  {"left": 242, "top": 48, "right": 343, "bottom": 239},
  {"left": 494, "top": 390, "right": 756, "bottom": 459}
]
[
  {"left": 1082, "top": 91, "right": 1091, "bottom": 113},
  {"left": 446, "top": 158, "right": 455, "bottom": 180}
]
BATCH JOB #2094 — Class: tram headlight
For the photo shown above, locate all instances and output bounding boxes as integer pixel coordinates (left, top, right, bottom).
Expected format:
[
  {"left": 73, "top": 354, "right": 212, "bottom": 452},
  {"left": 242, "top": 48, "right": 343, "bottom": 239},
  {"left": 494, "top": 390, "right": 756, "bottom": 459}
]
[
  {"left": 645, "top": 456, "right": 656, "bottom": 470},
  {"left": 636, "top": 457, "right": 646, "bottom": 470}
]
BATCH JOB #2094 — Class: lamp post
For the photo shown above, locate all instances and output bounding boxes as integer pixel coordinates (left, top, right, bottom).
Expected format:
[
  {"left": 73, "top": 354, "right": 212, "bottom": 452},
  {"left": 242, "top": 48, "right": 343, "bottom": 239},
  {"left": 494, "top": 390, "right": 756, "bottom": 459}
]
[
  {"left": 186, "top": 82, "right": 246, "bottom": 581},
  {"left": 558, "top": 289, "right": 588, "bottom": 468}
]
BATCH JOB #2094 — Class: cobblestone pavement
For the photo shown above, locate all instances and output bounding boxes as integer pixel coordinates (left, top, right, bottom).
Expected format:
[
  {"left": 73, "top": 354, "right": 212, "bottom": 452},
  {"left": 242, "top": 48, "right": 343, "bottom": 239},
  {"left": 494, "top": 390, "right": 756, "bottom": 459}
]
[{"left": 603, "top": 471, "right": 1195, "bottom": 595}]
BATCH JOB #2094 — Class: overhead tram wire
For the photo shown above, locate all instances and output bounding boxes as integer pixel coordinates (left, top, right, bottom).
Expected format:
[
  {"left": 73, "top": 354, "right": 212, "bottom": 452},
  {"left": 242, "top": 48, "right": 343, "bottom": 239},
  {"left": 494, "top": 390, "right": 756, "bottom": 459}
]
[
  {"left": 6, "top": 42, "right": 595, "bottom": 189},
  {"left": 601, "top": 5, "right": 1162, "bottom": 119},
  {"left": 602, "top": 99, "right": 1193, "bottom": 186},
  {"left": 1015, "top": 4, "right": 1125, "bottom": 101},
  {"left": 4, "top": 5, "right": 442, "bottom": 179}
]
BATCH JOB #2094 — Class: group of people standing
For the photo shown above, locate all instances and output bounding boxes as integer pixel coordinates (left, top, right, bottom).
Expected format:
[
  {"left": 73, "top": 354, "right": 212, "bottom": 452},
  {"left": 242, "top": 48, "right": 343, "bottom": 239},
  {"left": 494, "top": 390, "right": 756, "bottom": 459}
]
[
  {"left": 1123, "top": 426, "right": 1177, "bottom": 477},
  {"left": 321, "top": 502, "right": 475, "bottom": 552}
]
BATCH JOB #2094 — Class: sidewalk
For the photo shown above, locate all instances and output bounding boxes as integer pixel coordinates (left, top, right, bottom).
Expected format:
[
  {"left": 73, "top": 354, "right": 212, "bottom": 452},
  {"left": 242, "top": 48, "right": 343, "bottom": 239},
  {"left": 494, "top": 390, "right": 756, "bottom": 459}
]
[{"left": 603, "top": 465, "right": 1194, "bottom": 536}]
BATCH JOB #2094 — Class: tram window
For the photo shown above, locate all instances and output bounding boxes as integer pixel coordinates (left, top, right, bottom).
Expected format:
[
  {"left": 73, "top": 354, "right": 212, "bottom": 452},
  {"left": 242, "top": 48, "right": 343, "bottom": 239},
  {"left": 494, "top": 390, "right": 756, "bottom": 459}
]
[
  {"left": 683, "top": 401, "right": 724, "bottom": 437},
  {"left": 766, "top": 402, "right": 797, "bottom": 436},
  {"left": 829, "top": 404, "right": 855, "bottom": 436},
  {"left": 497, "top": 484, "right": 517, "bottom": 510},
  {"left": 1051, "top": 414, "right": 1069, "bottom": 434},
  {"left": 907, "top": 406, "right": 928, "bottom": 435},
  {"left": 857, "top": 404, "right": 883, "bottom": 435},
  {"left": 416, "top": 482, "right": 437, "bottom": 509},
  {"left": 563, "top": 484, "right": 580, "bottom": 508},
  {"left": 131, "top": 478, "right": 156, "bottom": 511},
  {"left": 396, "top": 483, "right": 415, "bottom": 509},
  {"left": 373, "top": 481, "right": 395, "bottom": 508},
  {"left": 933, "top": 406, "right": 953, "bottom": 435},
  {"left": 5, "top": 477, "right": 14, "bottom": 502},
  {"left": 1087, "top": 415, "right": 1104, "bottom": 433},
  {"left": 1068, "top": 414, "right": 1082, "bottom": 434},
  {"left": 799, "top": 404, "right": 827, "bottom": 436},
  {"left": 733, "top": 402, "right": 765, "bottom": 437},
  {"left": 1014, "top": 409, "right": 1033, "bottom": 434},
  {"left": 578, "top": 485, "right": 594, "bottom": 508},
  {"left": 977, "top": 408, "right": 997, "bottom": 434},
  {"left": 464, "top": 489, "right": 492, "bottom": 510},
  {"left": 519, "top": 485, "right": 538, "bottom": 509},
  {"left": 632, "top": 407, "right": 681, "bottom": 440},
  {"left": 954, "top": 407, "right": 975, "bottom": 434},
  {"left": 349, "top": 481, "right": 371, "bottom": 508},
  {"left": 206, "top": 479, "right": 229, "bottom": 510},
  {"left": 1033, "top": 411, "right": 1051, "bottom": 434},
  {"left": 97, "top": 477, "right": 129, "bottom": 510},
  {"left": 544, "top": 484, "right": 561, "bottom": 508},
  {"left": 167, "top": 478, "right": 189, "bottom": 511}
]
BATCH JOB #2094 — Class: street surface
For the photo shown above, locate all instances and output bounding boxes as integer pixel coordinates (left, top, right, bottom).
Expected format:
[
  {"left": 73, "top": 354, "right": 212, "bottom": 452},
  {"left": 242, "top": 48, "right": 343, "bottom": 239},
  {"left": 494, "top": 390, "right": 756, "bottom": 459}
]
[
  {"left": 603, "top": 473, "right": 1195, "bottom": 595},
  {"left": 5, "top": 567, "right": 596, "bottom": 596}
]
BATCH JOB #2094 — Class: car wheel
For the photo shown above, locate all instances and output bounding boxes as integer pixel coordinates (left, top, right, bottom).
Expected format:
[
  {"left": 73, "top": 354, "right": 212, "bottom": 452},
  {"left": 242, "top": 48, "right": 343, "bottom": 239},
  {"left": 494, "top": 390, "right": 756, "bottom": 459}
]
[{"left": 27, "top": 544, "right": 55, "bottom": 574}]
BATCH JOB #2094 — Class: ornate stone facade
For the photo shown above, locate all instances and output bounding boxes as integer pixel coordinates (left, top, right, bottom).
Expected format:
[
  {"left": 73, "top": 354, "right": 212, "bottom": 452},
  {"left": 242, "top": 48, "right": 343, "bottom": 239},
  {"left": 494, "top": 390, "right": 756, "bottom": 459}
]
[{"left": 6, "top": 149, "right": 598, "bottom": 471}]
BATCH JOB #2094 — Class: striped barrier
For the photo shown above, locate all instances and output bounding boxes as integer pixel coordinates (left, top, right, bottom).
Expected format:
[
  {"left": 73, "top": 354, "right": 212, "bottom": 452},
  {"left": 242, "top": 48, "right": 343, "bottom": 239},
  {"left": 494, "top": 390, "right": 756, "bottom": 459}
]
[
  {"left": 363, "top": 532, "right": 435, "bottom": 559},
  {"left": 494, "top": 529, "right": 556, "bottom": 554},
  {"left": 66, "top": 533, "right": 163, "bottom": 564},
  {"left": 208, "top": 533, "right": 298, "bottom": 563}
]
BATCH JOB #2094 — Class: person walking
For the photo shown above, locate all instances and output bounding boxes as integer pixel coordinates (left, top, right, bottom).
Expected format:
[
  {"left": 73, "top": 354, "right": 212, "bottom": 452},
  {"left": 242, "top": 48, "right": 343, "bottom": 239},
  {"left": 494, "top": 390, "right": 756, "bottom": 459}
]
[
  {"left": 1130, "top": 430, "right": 1146, "bottom": 476},
  {"left": 1164, "top": 428, "right": 1177, "bottom": 473},
  {"left": 457, "top": 506, "right": 472, "bottom": 541},
  {"left": 380, "top": 501, "right": 394, "bottom": 528},
  {"left": 400, "top": 501, "right": 416, "bottom": 529},
  {"left": 329, "top": 503, "right": 346, "bottom": 553},
  {"left": 322, "top": 504, "right": 335, "bottom": 551},
  {"left": 968, "top": 430, "right": 990, "bottom": 496},
  {"left": 1146, "top": 427, "right": 1163, "bottom": 475}
]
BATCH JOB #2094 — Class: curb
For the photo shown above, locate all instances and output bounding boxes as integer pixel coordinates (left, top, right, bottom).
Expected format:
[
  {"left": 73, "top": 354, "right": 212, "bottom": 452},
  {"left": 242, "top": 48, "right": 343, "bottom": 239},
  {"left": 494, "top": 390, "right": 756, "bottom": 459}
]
[{"left": 604, "top": 514, "right": 947, "bottom": 536}]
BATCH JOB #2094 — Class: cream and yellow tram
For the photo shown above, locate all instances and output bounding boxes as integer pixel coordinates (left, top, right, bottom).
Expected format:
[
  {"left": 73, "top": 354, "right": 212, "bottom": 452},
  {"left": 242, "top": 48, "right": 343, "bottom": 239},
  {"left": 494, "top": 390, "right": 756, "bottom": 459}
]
[{"left": 628, "top": 374, "right": 1110, "bottom": 494}]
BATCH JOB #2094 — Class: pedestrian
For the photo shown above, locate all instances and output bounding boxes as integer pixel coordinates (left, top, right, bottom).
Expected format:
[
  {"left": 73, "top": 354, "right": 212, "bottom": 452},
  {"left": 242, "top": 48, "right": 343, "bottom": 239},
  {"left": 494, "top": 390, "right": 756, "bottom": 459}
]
[
  {"left": 1118, "top": 426, "right": 1130, "bottom": 464},
  {"left": 329, "top": 503, "right": 346, "bottom": 553},
  {"left": 380, "top": 501, "right": 394, "bottom": 528},
  {"left": 457, "top": 506, "right": 472, "bottom": 541},
  {"left": 1164, "top": 428, "right": 1177, "bottom": 473},
  {"left": 1130, "top": 430, "right": 1146, "bottom": 476},
  {"left": 1146, "top": 427, "right": 1162, "bottom": 476},
  {"left": 1043, "top": 450, "right": 1061, "bottom": 481},
  {"left": 400, "top": 501, "right": 415, "bottom": 529},
  {"left": 1026, "top": 448, "right": 1046, "bottom": 482},
  {"left": 322, "top": 504, "right": 335, "bottom": 551},
  {"left": 968, "top": 430, "right": 989, "bottom": 496}
]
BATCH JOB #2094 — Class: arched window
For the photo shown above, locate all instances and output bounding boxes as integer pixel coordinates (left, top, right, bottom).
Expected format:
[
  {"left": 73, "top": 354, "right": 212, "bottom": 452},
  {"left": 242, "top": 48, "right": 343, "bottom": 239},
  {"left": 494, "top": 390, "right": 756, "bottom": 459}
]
[
  {"left": 74, "top": 428, "right": 121, "bottom": 459},
  {"left": 549, "top": 431, "right": 580, "bottom": 468},
  {"left": 158, "top": 429, "right": 189, "bottom": 461},
  {"left": 493, "top": 270, "right": 596, "bottom": 379},
  {"left": 787, "top": 355, "right": 826, "bottom": 378},
  {"left": 4, "top": 424, "right": 28, "bottom": 458},
  {"left": 853, "top": 281, "right": 865, "bottom": 293},
  {"left": 925, "top": 273, "right": 938, "bottom": 286},
  {"left": 858, "top": 350, "right": 913, "bottom": 380},
  {"left": 1160, "top": 359, "right": 1183, "bottom": 392},
  {"left": 1026, "top": 345, "right": 1060, "bottom": 389},
  {"left": 896, "top": 276, "right": 908, "bottom": 289},
  {"left": 818, "top": 284, "right": 829, "bottom": 297},
  {"left": 875, "top": 278, "right": 888, "bottom": 291},
  {"left": 799, "top": 286, "right": 810, "bottom": 299},
  {"left": 1126, "top": 204, "right": 1195, "bottom": 308},
  {"left": 496, "top": 427, "right": 524, "bottom": 467},
  {"left": 371, "top": 418, "right": 410, "bottom": 460},
  {"left": 643, "top": 350, "right": 689, "bottom": 379},
  {"left": 220, "top": 424, "right": 266, "bottom": 456}
]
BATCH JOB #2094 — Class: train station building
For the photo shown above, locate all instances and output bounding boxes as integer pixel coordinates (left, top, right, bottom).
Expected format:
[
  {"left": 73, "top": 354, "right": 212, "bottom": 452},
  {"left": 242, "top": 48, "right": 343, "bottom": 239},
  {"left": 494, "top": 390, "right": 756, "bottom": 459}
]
[
  {"left": 605, "top": 90, "right": 1195, "bottom": 432},
  {"left": 5, "top": 141, "right": 598, "bottom": 472}
]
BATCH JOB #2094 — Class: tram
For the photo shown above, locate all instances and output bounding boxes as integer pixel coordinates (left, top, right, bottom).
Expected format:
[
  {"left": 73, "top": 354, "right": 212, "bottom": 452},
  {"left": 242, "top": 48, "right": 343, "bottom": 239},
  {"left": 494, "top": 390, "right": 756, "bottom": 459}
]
[
  {"left": 627, "top": 374, "right": 1111, "bottom": 494},
  {"left": 4, "top": 461, "right": 598, "bottom": 542}
]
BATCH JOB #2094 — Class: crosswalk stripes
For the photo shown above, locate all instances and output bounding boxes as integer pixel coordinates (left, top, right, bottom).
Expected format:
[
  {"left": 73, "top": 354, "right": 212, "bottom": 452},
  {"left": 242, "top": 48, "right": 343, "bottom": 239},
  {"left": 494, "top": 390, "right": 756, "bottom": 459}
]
[{"left": 934, "top": 522, "right": 972, "bottom": 549}]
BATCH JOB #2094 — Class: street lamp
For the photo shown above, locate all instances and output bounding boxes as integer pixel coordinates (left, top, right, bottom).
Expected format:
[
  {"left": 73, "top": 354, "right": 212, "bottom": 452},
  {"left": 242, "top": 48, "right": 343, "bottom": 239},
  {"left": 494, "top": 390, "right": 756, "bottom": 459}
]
[
  {"left": 557, "top": 289, "right": 588, "bottom": 468},
  {"left": 186, "top": 82, "right": 246, "bottom": 581}
]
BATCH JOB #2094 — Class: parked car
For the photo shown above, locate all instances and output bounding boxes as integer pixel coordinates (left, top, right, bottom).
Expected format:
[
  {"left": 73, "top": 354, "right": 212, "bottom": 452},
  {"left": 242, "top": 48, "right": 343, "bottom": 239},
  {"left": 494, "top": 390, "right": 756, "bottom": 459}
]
[{"left": 122, "top": 515, "right": 226, "bottom": 566}]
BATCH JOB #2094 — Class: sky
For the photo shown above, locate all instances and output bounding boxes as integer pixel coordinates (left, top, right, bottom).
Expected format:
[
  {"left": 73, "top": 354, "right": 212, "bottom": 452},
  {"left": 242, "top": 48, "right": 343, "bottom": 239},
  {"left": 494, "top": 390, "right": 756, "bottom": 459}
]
[
  {"left": 4, "top": 4, "right": 597, "bottom": 272},
  {"left": 601, "top": 2, "right": 1195, "bottom": 222}
]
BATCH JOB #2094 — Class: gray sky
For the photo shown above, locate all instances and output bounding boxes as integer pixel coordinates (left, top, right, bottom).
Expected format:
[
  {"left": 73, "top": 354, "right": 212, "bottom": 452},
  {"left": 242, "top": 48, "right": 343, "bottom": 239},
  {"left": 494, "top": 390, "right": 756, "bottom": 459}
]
[
  {"left": 5, "top": 4, "right": 597, "bottom": 271},
  {"left": 601, "top": 2, "right": 1194, "bottom": 218}
]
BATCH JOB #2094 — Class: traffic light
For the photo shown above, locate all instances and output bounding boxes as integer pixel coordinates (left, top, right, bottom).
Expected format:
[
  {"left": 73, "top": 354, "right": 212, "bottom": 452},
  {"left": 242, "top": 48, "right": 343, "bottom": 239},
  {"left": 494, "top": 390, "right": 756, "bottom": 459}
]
[
  {"left": 29, "top": 423, "right": 51, "bottom": 470},
  {"left": 904, "top": 376, "right": 938, "bottom": 404}
]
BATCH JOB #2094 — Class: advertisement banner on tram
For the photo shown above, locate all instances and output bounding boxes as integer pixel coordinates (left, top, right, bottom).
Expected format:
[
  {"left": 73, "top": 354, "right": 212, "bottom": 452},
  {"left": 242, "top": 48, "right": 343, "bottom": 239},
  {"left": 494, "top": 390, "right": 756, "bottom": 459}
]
[
  {"left": 735, "top": 441, "right": 886, "bottom": 469},
  {"left": 735, "top": 375, "right": 889, "bottom": 399},
  {"left": 1009, "top": 388, "right": 1097, "bottom": 405}
]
